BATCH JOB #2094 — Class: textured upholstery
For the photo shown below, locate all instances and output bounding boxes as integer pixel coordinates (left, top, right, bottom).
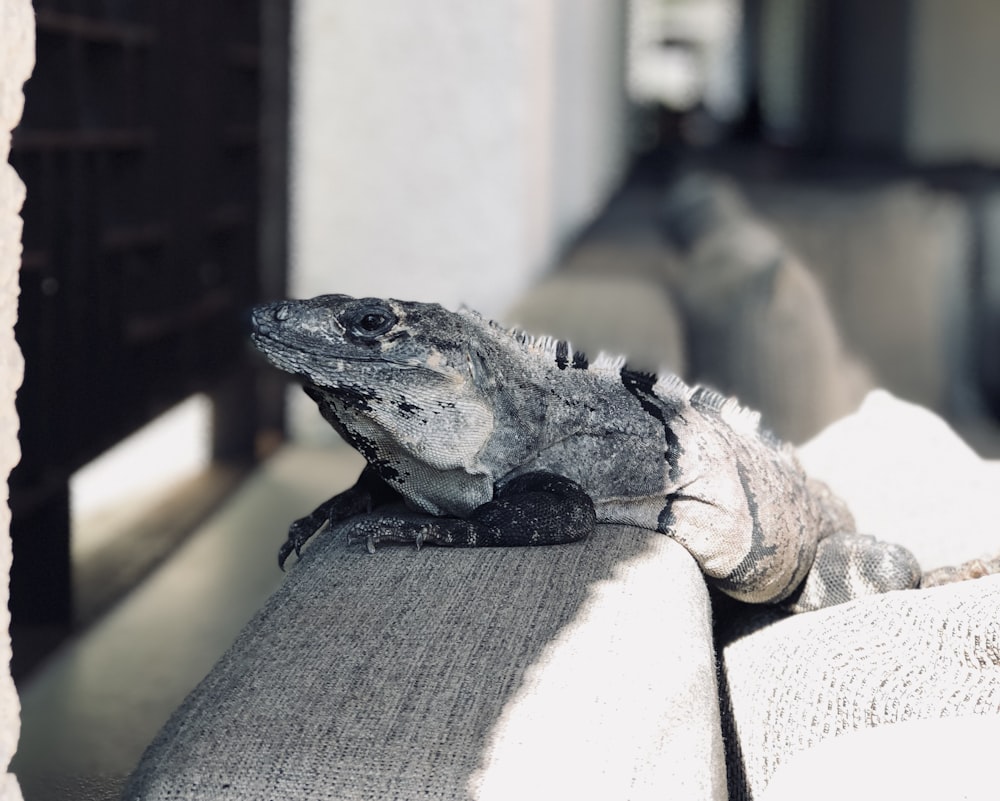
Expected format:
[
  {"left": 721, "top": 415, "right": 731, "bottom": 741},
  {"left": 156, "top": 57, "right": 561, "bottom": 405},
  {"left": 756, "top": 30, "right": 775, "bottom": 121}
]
[
  {"left": 720, "top": 391, "right": 1000, "bottom": 799},
  {"left": 124, "top": 525, "right": 724, "bottom": 800},
  {"left": 124, "top": 393, "right": 1000, "bottom": 801}
]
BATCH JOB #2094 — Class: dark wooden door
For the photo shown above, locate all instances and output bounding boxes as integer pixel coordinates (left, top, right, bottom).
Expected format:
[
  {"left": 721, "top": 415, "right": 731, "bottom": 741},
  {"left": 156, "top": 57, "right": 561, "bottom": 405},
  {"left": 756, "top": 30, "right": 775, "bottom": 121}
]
[{"left": 8, "top": 1, "right": 290, "bottom": 645}]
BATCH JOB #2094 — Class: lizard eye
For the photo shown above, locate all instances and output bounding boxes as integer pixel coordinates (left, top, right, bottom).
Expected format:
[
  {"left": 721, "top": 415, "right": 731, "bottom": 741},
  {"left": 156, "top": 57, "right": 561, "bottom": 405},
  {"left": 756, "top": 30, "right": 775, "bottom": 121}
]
[{"left": 345, "top": 302, "right": 397, "bottom": 340}]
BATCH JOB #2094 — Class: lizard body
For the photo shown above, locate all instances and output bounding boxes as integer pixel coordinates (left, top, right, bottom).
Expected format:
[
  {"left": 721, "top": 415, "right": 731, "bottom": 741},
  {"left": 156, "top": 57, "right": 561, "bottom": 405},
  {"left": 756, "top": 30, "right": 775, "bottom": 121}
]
[{"left": 251, "top": 293, "right": 924, "bottom": 611}]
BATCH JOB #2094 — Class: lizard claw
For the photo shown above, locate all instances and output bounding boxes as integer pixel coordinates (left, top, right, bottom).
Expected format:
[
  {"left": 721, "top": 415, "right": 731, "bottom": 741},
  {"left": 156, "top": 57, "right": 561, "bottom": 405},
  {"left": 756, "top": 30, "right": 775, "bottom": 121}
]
[
  {"left": 347, "top": 518, "right": 430, "bottom": 553},
  {"left": 346, "top": 521, "right": 380, "bottom": 553},
  {"left": 277, "top": 539, "right": 297, "bottom": 571},
  {"left": 277, "top": 518, "right": 330, "bottom": 570}
]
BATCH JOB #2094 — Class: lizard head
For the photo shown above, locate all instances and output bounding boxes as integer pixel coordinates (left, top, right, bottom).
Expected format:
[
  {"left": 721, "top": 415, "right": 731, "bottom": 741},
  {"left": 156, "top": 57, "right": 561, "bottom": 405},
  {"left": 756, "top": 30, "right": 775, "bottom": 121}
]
[
  {"left": 250, "top": 294, "right": 501, "bottom": 504},
  {"left": 250, "top": 294, "right": 481, "bottom": 389}
]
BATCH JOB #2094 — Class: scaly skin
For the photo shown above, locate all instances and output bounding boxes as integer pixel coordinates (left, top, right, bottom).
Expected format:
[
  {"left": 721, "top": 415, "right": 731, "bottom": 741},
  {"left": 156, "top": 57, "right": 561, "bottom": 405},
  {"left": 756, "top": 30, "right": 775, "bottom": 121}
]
[{"left": 252, "top": 294, "right": 928, "bottom": 611}]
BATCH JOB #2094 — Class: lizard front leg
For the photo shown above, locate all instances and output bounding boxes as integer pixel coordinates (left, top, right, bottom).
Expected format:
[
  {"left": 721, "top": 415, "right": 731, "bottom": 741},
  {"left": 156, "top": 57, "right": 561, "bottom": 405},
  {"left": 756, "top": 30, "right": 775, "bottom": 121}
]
[
  {"left": 343, "top": 471, "right": 597, "bottom": 551},
  {"left": 278, "top": 463, "right": 403, "bottom": 569}
]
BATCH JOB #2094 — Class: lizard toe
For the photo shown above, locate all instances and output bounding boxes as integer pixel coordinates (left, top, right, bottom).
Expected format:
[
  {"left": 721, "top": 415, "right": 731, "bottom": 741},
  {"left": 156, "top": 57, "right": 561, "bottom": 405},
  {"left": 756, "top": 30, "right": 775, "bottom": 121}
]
[
  {"left": 277, "top": 539, "right": 296, "bottom": 571},
  {"left": 278, "top": 518, "right": 330, "bottom": 570}
]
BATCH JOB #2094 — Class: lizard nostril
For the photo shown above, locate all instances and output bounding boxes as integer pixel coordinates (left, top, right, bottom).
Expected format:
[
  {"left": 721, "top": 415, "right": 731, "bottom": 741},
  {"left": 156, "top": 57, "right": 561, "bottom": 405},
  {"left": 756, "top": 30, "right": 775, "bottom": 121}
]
[{"left": 275, "top": 303, "right": 291, "bottom": 322}]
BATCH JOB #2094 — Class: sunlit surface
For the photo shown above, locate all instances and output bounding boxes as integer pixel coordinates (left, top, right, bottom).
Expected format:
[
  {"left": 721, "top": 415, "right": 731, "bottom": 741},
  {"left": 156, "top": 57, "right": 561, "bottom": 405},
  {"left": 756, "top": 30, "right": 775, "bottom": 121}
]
[{"left": 70, "top": 394, "right": 212, "bottom": 560}]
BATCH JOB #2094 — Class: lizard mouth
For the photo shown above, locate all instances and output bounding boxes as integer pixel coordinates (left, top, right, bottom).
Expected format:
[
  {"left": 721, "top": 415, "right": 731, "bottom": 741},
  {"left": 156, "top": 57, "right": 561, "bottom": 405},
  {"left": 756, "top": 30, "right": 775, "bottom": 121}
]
[
  {"left": 249, "top": 329, "right": 410, "bottom": 394},
  {"left": 249, "top": 309, "right": 424, "bottom": 387}
]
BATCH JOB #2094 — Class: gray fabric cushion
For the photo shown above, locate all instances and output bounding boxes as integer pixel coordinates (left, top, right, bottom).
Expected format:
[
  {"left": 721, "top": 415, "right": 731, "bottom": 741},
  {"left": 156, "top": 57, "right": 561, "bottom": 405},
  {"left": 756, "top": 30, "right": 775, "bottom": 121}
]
[
  {"left": 123, "top": 525, "right": 725, "bottom": 800},
  {"left": 721, "top": 576, "right": 1000, "bottom": 800},
  {"left": 747, "top": 181, "right": 972, "bottom": 413},
  {"left": 125, "top": 391, "right": 1000, "bottom": 800},
  {"left": 663, "top": 174, "right": 875, "bottom": 444},
  {"left": 798, "top": 390, "right": 1000, "bottom": 570},
  {"left": 759, "top": 713, "right": 1000, "bottom": 801},
  {"left": 720, "top": 391, "right": 1000, "bottom": 799}
]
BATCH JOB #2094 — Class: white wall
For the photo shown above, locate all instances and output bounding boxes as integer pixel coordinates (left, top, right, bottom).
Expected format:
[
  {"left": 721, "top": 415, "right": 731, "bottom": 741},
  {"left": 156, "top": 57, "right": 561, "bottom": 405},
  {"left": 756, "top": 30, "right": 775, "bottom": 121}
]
[
  {"left": 290, "top": 0, "right": 628, "bottom": 441},
  {"left": 291, "top": 0, "right": 628, "bottom": 316},
  {"left": 907, "top": 0, "right": 1000, "bottom": 164},
  {"left": 548, "top": 0, "right": 629, "bottom": 246},
  {"left": 0, "top": 1, "right": 32, "bottom": 798}
]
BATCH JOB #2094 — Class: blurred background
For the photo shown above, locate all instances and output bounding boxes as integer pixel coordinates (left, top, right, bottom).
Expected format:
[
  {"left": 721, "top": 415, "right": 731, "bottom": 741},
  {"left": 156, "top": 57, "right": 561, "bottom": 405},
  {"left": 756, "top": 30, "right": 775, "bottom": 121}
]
[{"left": 5, "top": 1, "right": 1000, "bottom": 797}]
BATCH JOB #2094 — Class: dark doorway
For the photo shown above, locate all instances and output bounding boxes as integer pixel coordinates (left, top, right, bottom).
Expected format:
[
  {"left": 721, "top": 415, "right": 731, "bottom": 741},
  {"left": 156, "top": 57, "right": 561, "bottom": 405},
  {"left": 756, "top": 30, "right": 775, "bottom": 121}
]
[{"left": 9, "top": 1, "right": 291, "bottom": 678}]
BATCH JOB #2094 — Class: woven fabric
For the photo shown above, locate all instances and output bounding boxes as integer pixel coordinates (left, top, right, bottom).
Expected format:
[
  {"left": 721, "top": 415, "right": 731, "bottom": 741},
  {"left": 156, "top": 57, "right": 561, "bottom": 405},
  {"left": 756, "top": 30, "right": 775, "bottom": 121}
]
[
  {"left": 123, "top": 525, "right": 724, "bottom": 800},
  {"left": 721, "top": 576, "right": 1000, "bottom": 799},
  {"left": 721, "top": 391, "right": 1000, "bottom": 799},
  {"left": 759, "top": 714, "right": 1000, "bottom": 801},
  {"left": 126, "top": 391, "right": 999, "bottom": 799},
  {"left": 798, "top": 390, "right": 1000, "bottom": 570}
]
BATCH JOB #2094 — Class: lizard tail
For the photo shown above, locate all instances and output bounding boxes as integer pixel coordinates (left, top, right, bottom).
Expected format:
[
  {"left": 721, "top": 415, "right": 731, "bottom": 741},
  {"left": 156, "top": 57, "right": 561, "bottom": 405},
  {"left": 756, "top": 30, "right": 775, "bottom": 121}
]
[{"left": 920, "top": 552, "right": 1000, "bottom": 588}]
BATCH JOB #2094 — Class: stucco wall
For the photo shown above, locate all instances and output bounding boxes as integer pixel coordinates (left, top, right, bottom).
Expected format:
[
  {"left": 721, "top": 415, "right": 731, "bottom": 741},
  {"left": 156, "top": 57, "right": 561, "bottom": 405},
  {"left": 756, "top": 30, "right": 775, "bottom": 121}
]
[
  {"left": 291, "top": 1, "right": 628, "bottom": 316},
  {"left": 289, "top": 0, "right": 628, "bottom": 441},
  {"left": 0, "top": 1, "right": 32, "bottom": 799}
]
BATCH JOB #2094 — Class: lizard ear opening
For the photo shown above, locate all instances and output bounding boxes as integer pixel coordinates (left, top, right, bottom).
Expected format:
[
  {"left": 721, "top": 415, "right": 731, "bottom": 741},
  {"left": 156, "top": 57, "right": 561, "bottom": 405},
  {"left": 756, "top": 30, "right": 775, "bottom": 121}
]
[{"left": 466, "top": 342, "right": 495, "bottom": 391}]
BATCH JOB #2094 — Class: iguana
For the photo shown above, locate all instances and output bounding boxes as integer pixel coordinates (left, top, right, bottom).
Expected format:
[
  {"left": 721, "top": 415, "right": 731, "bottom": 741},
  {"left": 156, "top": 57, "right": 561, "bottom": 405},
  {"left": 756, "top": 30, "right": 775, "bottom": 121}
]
[{"left": 249, "top": 293, "right": 986, "bottom": 612}]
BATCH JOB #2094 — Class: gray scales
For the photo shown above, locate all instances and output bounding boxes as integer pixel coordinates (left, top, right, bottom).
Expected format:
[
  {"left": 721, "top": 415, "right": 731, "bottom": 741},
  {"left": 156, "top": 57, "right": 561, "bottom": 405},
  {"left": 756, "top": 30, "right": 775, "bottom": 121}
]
[{"left": 250, "top": 294, "right": 995, "bottom": 613}]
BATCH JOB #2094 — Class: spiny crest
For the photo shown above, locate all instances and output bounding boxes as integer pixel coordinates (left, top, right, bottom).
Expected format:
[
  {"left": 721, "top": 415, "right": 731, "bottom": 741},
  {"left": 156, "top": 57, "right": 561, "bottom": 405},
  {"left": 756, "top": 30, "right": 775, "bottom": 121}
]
[
  {"left": 589, "top": 352, "right": 629, "bottom": 373},
  {"left": 652, "top": 372, "right": 691, "bottom": 399},
  {"left": 470, "top": 308, "right": 630, "bottom": 378},
  {"left": 687, "top": 385, "right": 783, "bottom": 449},
  {"left": 505, "top": 328, "right": 634, "bottom": 378},
  {"left": 460, "top": 304, "right": 783, "bottom": 448}
]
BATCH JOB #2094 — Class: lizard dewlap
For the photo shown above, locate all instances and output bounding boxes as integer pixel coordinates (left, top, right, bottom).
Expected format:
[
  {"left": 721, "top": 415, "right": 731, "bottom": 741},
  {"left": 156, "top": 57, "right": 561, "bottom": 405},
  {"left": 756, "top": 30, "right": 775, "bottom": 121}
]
[{"left": 250, "top": 293, "right": 922, "bottom": 612}]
